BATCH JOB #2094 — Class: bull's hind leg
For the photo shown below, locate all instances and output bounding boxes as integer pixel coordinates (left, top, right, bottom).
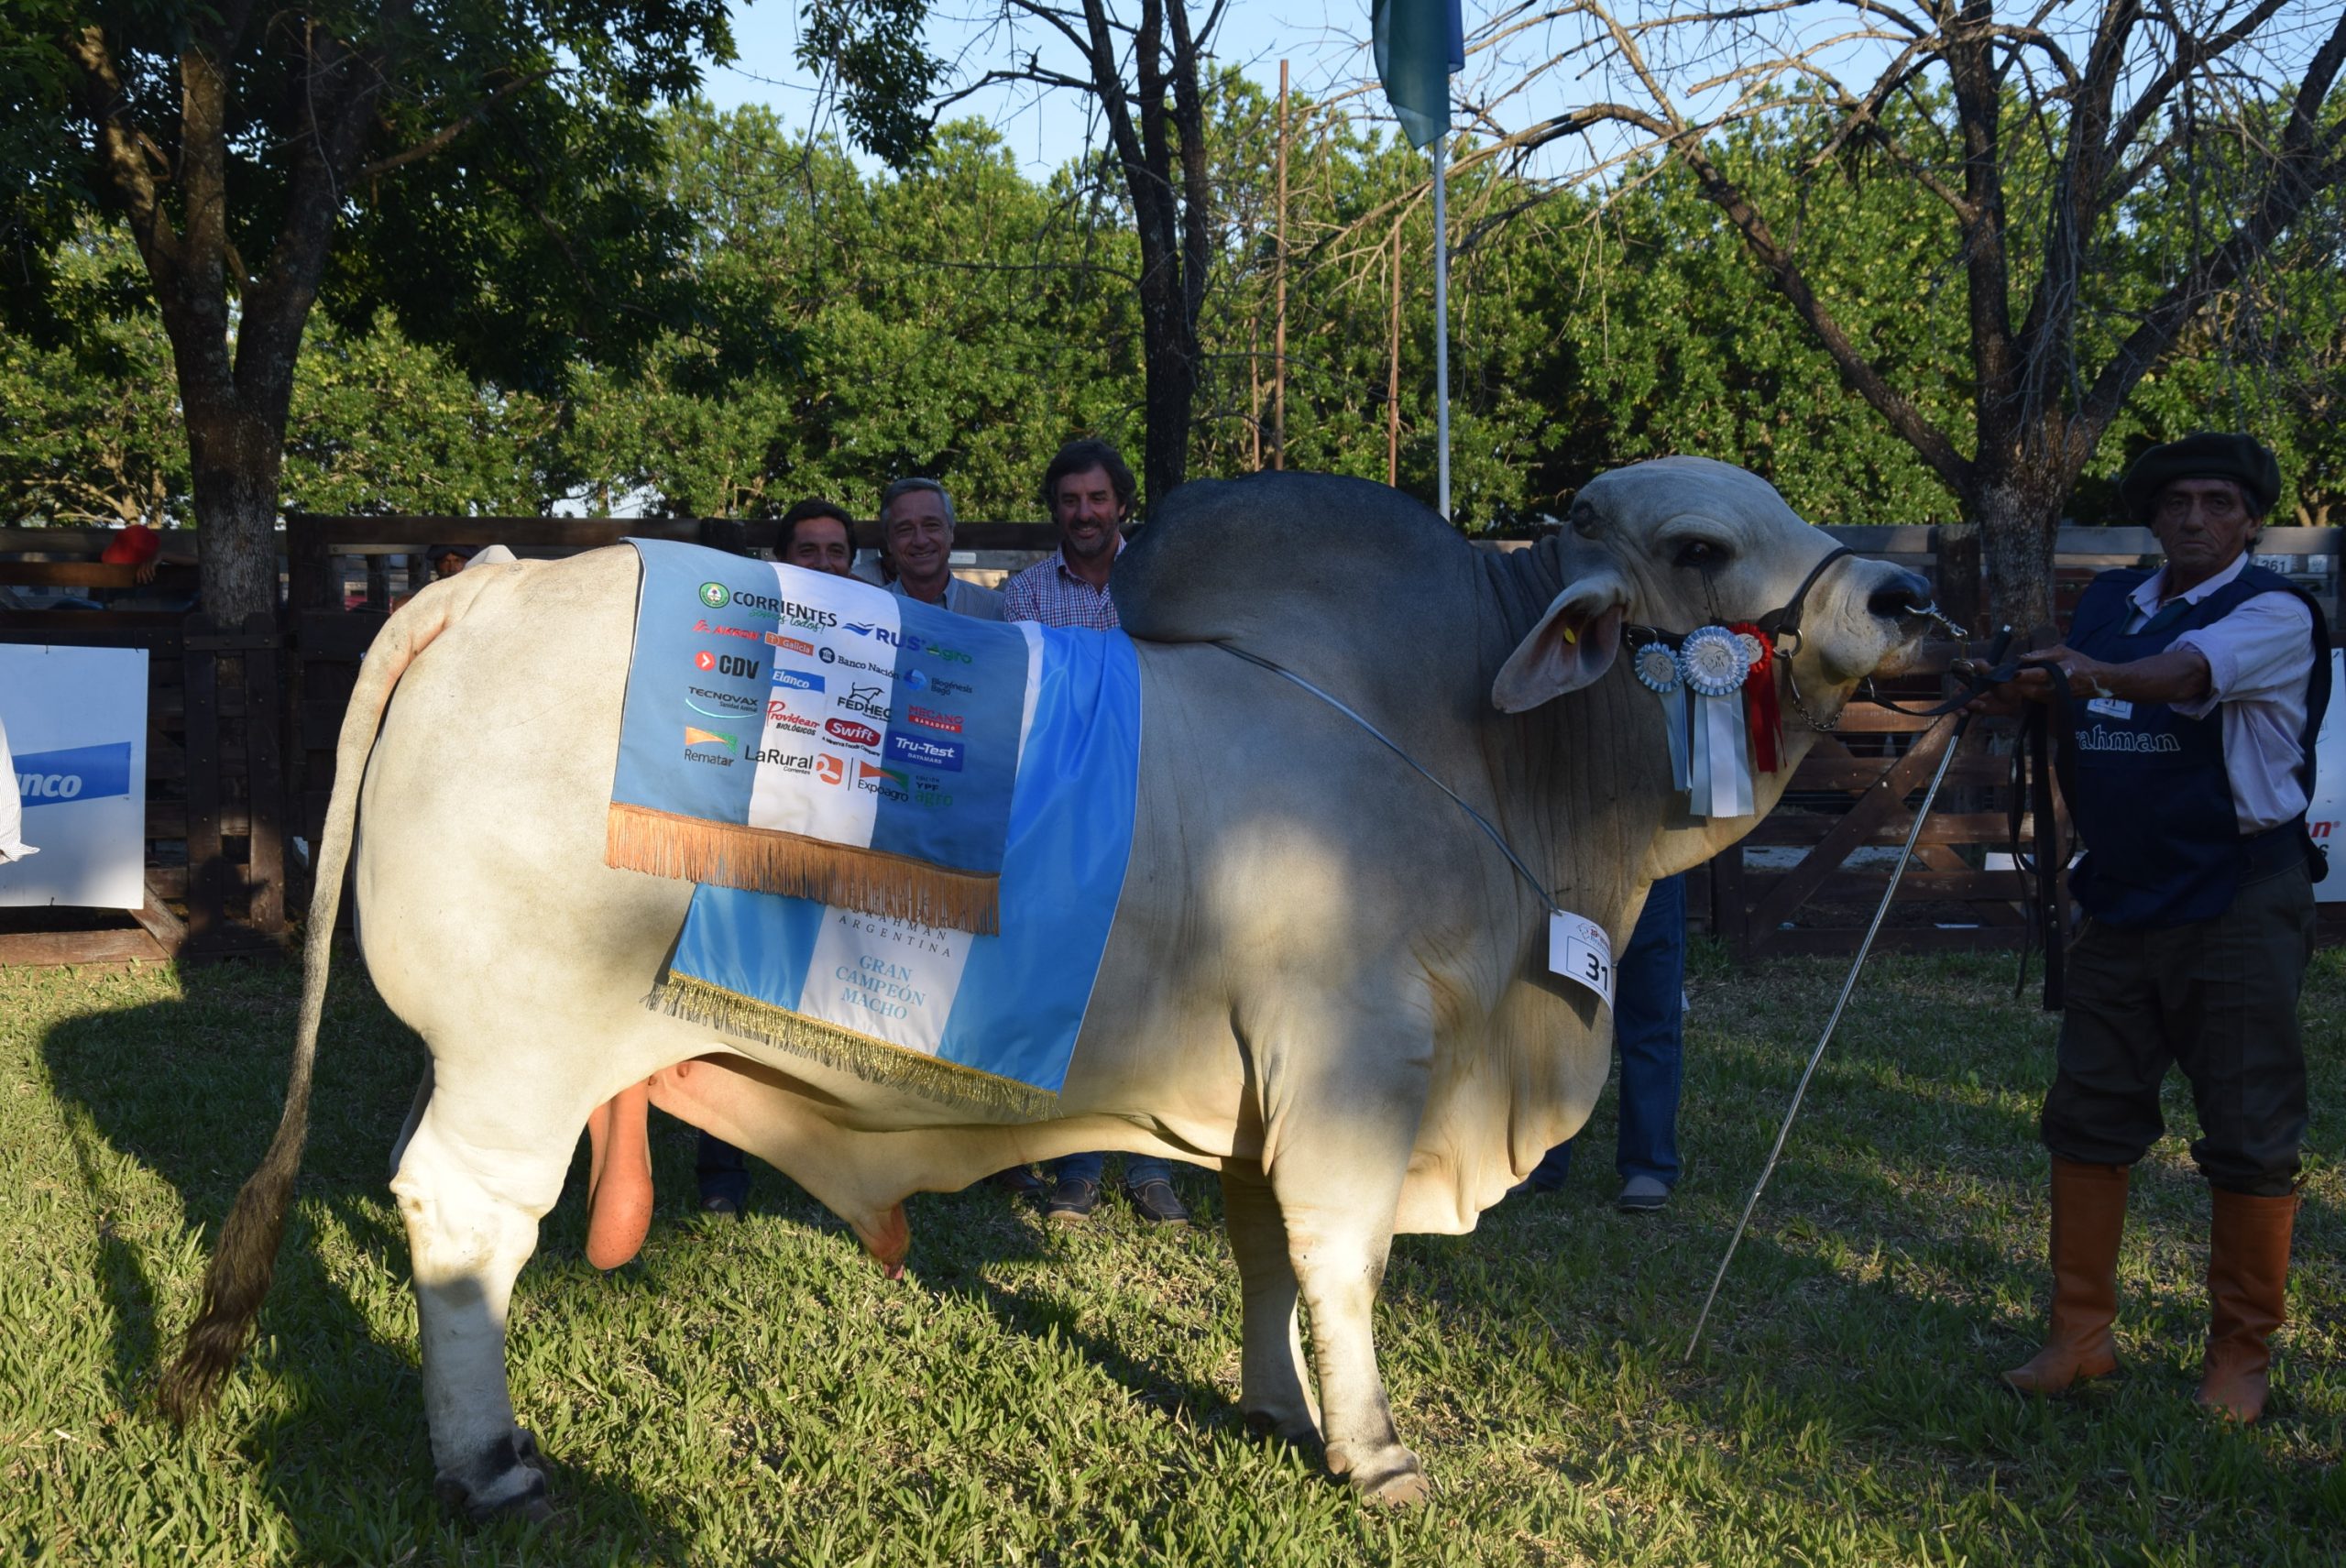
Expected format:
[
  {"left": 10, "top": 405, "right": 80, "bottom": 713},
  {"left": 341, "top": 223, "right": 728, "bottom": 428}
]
[
  {"left": 1220, "top": 1161, "right": 1320, "bottom": 1446},
  {"left": 389, "top": 1090, "right": 576, "bottom": 1521}
]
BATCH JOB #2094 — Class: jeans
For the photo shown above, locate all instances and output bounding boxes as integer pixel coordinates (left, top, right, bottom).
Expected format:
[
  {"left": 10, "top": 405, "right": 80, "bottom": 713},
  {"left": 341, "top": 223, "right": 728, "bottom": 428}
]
[
  {"left": 1048, "top": 1152, "right": 1176, "bottom": 1190},
  {"left": 696, "top": 1131, "right": 751, "bottom": 1208},
  {"left": 1529, "top": 872, "right": 1686, "bottom": 1190}
]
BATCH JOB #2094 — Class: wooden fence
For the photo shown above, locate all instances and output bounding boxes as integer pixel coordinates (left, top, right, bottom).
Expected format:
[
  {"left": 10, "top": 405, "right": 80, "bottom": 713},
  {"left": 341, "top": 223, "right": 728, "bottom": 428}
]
[{"left": 5, "top": 515, "right": 2341, "bottom": 966}]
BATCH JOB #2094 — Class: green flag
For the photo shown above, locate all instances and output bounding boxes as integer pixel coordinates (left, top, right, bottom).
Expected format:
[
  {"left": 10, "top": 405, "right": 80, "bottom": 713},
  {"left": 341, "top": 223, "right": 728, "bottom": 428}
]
[{"left": 1373, "top": 0, "right": 1465, "bottom": 149}]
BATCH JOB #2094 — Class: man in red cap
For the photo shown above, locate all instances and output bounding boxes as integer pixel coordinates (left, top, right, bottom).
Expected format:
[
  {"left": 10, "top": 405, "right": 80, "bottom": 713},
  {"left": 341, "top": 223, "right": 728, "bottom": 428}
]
[{"left": 1974, "top": 432, "right": 2327, "bottom": 1424}]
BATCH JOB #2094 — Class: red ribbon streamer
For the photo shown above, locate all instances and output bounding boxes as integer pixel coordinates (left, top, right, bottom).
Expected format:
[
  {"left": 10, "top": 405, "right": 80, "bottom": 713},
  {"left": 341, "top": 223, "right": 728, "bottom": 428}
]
[{"left": 1730, "top": 622, "right": 1782, "bottom": 774}]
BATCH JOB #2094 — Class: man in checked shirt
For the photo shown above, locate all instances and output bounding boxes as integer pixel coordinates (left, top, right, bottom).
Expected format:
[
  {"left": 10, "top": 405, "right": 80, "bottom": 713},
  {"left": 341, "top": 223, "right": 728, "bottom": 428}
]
[{"left": 1000, "top": 439, "right": 1190, "bottom": 1227}]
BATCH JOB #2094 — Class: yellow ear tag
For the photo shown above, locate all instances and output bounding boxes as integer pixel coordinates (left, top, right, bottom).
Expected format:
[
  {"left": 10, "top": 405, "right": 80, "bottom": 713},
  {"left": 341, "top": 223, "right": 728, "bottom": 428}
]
[{"left": 1560, "top": 625, "right": 1578, "bottom": 644}]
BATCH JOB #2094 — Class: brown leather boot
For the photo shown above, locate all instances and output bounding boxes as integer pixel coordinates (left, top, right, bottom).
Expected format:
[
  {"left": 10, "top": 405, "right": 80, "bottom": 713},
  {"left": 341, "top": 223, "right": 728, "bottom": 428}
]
[
  {"left": 2196, "top": 1187, "right": 2297, "bottom": 1423},
  {"left": 2003, "top": 1157, "right": 2129, "bottom": 1395}
]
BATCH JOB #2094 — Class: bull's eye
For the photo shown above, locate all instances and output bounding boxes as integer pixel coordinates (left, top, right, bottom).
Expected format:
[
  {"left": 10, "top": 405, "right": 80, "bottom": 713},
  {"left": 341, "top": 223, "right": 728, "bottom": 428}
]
[{"left": 1674, "top": 539, "right": 1731, "bottom": 570}]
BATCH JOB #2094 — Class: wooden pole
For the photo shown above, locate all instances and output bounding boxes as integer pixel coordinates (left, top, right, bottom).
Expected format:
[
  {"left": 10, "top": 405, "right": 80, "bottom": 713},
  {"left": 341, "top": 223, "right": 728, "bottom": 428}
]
[
  {"left": 1387, "top": 222, "right": 1401, "bottom": 487},
  {"left": 1273, "top": 59, "right": 1288, "bottom": 471}
]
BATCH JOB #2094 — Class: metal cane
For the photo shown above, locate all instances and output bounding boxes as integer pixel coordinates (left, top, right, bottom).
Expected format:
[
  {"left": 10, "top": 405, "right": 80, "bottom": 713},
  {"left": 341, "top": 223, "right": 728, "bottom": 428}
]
[{"left": 1686, "top": 629, "right": 2014, "bottom": 1360}]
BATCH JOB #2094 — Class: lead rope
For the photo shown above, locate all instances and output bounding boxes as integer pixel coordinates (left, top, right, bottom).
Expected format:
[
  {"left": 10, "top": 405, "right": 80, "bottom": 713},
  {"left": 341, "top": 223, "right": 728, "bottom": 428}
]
[
  {"left": 1209, "top": 642, "right": 1563, "bottom": 918},
  {"left": 1686, "top": 627, "right": 2015, "bottom": 1361}
]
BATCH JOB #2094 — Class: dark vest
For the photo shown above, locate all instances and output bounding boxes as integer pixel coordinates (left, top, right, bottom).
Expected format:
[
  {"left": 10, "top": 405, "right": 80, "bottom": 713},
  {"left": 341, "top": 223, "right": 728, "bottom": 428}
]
[{"left": 2063, "top": 563, "right": 2330, "bottom": 929}]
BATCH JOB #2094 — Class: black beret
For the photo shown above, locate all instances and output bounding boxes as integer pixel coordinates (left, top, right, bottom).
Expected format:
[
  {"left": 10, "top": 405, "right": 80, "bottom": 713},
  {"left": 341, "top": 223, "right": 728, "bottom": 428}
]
[{"left": 2118, "top": 432, "right": 2281, "bottom": 521}]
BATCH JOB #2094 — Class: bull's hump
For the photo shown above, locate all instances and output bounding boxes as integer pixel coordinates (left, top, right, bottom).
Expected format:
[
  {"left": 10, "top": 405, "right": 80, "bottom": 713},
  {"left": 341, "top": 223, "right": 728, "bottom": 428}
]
[{"left": 1113, "top": 472, "right": 1472, "bottom": 647}]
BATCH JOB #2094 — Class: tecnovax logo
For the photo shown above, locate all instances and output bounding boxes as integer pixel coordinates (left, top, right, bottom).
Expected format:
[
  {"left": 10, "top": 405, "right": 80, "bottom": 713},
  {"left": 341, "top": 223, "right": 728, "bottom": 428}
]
[{"left": 699, "top": 582, "right": 730, "bottom": 609}]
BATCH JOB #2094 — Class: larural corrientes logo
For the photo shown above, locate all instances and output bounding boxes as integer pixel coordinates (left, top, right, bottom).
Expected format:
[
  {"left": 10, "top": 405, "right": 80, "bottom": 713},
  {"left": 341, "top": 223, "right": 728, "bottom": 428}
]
[
  {"left": 698, "top": 582, "right": 730, "bottom": 609},
  {"left": 885, "top": 732, "right": 965, "bottom": 772},
  {"left": 826, "top": 718, "right": 882, "bottom": 748}
]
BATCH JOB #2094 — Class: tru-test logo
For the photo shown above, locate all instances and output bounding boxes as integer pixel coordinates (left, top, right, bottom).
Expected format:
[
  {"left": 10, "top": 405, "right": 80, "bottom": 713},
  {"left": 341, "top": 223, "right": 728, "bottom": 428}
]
[{"left": 698, "top": 582, "right": 730, "bottom": 609}]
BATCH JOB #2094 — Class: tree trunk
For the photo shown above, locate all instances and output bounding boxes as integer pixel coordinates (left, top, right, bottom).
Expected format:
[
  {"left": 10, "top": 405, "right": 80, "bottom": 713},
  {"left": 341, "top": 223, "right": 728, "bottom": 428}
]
[
  {"left": 1970, "top": 477, "right": 2063, "bottom": 639},
  {"left": 184, "top": 393, "right": 291, "bottom": 622},
  {"left": 1136, "top": 275, "right": 1195, "bottom": 510}
]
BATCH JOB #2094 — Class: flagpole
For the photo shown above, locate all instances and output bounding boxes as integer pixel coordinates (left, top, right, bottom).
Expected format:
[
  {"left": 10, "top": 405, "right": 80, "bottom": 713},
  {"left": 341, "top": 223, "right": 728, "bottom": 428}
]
[{"left": 1432, "top": 131, "right": 1451, "bottom": 520}]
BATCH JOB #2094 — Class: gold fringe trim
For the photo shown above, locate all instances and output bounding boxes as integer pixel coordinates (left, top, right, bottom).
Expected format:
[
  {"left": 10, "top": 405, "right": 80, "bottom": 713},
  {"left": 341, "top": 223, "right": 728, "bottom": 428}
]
[
  {"left": 651, "top": 970, "right": 1057, "bottom": 1120},
  {"left": 607, "top": 802, "right": 1000, "bottom": 935}
]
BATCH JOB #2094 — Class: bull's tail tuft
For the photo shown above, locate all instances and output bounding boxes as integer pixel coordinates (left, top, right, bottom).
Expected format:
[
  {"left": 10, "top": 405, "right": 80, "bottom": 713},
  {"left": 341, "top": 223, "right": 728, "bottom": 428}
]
[{"left": 159, "top": 588, "right": 470, "bottom": 1422}]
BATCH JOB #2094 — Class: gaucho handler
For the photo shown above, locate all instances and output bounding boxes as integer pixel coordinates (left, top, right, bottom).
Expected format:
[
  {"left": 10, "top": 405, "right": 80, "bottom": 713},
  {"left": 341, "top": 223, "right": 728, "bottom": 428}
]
[{"left": 1971, "top": 432, "right": 2329, "bottom": 1423}]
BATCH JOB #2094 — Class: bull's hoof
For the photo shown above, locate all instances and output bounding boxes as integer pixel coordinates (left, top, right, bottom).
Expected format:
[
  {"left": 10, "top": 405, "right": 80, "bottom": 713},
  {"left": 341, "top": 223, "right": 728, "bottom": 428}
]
[
  {"left": 1242, "top": 1406, "right": 1322, "bottom": 1449},
  {"left": 1328, "top": 1441, "right": 1429, "bottom": 1507},
  {"left": 434, "top": 1429, "right": 555, "bottom": 1523}
]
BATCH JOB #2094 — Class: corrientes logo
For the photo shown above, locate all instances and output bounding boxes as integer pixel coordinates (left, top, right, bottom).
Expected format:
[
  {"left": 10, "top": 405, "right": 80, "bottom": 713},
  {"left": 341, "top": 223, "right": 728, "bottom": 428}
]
[{"left": 698, "top": 582, "right": 730, "bottom": 609}]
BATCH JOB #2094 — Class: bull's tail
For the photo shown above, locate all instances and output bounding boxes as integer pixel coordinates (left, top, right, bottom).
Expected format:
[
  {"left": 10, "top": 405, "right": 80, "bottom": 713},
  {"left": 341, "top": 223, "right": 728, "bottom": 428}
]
[{"left": 159, "top": 577, "right": 490, "bottom": 1421}]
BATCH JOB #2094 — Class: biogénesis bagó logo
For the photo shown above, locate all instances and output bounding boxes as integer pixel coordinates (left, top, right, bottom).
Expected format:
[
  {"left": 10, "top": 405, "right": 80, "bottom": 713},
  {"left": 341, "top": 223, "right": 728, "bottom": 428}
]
[
  {"left": 14, "top": 742, "right": 133, "bottom": 805},
  {"left": 703, "top": 581, "right": 837, "bottom": 633}
]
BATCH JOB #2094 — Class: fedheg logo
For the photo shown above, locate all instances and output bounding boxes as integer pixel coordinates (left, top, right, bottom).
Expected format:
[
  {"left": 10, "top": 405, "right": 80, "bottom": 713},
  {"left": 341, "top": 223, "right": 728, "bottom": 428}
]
[{"left": 885, "top": 732, "right": 964, "bottom": 773}]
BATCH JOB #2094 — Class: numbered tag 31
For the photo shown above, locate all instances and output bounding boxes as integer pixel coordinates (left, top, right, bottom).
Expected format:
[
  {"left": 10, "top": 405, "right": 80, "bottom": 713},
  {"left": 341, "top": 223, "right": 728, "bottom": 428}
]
[{"left": 1547, "top": 911, "right": 1616, "bottom": 1009}]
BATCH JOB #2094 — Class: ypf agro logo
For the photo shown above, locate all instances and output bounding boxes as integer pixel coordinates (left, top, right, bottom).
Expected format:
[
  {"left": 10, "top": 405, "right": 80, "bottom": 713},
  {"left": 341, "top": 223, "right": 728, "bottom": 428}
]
[{"left": 699, "top": 582, "right": 730, "bottom": 609}]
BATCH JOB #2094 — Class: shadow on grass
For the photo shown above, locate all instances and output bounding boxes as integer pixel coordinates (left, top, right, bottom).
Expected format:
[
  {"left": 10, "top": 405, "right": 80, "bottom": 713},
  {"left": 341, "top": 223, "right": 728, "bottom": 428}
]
[{"left": 39, "top": 960, "right": 696, "bottom": 1560}]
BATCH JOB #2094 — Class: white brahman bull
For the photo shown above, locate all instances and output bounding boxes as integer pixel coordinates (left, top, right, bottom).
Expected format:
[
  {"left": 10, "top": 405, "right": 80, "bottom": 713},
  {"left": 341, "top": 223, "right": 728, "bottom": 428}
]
[{"left": 162, "top": 460, "right": 1935, "bottom": 1516}]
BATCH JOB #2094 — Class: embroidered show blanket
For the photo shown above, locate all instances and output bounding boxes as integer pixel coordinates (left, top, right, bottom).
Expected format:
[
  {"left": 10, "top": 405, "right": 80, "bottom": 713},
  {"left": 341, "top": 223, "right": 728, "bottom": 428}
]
[{"left": 611, "top": 538, "right": 1141, "bottom": 1114}]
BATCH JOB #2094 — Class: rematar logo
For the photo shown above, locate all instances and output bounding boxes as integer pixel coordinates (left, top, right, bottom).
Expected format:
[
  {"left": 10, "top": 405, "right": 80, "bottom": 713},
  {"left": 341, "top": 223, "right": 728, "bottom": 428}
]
[{"left": 698, "top": 582, "right": 730, "bottom": 609}]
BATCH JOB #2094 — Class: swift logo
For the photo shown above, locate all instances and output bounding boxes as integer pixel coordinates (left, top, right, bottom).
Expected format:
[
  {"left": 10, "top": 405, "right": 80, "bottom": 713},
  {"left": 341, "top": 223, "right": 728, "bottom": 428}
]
[
  {"left": 826, "top": 718, "right": 882, "bottom": 748},
  {"left": 885, "top": 733, "right": 965, "bottom": 772}
]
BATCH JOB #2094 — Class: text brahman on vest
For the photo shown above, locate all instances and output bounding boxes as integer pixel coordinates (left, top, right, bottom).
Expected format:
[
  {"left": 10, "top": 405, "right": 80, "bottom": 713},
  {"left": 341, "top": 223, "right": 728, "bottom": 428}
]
[{"left": 2063, "top": 565, "right": 2331, "bottom": 929}]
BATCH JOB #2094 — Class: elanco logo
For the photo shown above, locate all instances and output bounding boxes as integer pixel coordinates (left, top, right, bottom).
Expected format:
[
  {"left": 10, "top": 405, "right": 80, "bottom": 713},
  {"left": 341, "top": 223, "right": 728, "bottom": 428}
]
[
  {"left": 825, "top": 718, "right": 881, "bottom": 748},
  {"left": 16, "top": 741, "right": 134, "bottom": 806},
  {"left": 907, "top": 706, "right": 963, "bottom": 733}
]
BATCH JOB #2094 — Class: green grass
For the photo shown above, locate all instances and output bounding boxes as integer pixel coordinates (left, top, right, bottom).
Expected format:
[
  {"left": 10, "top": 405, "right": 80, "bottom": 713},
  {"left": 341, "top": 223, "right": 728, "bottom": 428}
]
[{"left": 2, "top": 944, "right": 2341, "bottom": 1565}]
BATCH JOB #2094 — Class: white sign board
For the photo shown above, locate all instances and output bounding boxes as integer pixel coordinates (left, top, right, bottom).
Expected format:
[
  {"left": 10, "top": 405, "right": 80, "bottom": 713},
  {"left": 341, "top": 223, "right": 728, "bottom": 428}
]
[
  {"left": 2311, "top": 649, "right": 2346, "bottom": 904},
  {"left": 0, "top": 645, "right": 149, "bottom": 910}
]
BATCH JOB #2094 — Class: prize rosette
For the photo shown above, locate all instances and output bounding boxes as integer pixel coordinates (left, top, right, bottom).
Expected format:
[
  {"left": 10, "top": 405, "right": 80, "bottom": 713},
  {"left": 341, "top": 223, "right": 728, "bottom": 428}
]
[
  {"left": 1677, "top": 624, "right": 1749, "bottom": 699},
  {"left": 1633, "top": 642, "right": 1681, "bottom": 694}
]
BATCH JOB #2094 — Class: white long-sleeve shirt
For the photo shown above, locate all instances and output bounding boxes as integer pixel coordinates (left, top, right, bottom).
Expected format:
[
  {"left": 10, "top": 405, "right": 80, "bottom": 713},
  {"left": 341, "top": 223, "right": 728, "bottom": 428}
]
[{"left": 2122, "top": 554, "right": 2317, "bottom": 833}]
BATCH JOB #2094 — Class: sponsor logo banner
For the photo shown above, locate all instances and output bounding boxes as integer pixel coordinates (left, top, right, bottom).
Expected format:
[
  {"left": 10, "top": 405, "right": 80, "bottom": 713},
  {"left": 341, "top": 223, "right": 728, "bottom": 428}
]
[{"left": 0, "top": 645, "right": 149, "bottom": 910}]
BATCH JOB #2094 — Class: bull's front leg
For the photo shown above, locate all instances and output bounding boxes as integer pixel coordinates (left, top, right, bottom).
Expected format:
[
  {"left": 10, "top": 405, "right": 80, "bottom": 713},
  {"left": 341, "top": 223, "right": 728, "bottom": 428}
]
[
  {"left": 1219, "top": 1161, "right": 1320, "bottom": 1446},
  {"left": 1253, "top": 996, "right": 1433, "bottom": 1505}
]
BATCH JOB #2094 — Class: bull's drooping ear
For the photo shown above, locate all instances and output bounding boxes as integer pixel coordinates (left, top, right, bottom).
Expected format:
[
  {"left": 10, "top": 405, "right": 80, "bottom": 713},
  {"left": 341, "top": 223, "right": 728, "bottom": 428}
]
[{"left": 1491, "top": 568, "right": 1631, "bottom": 713}]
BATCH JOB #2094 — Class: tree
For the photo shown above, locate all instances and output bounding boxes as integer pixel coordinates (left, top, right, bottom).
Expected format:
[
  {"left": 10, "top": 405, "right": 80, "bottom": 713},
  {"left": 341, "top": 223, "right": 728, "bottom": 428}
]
[
  {"left": 1453, "top": 0, "right": 2346, "bottom": 627},
  {"left": 0, "top": 0, "right": 734, "bottom": 619},
  {"left": 823, "top": 0, "right": 1222, "bottom": 510}
]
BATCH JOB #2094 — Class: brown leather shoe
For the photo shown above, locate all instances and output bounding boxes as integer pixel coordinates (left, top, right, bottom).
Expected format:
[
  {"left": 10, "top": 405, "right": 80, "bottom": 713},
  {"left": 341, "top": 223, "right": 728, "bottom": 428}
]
[
  {"left": 2003, "top": 1157, "right": 2129, "bottom": 1395},
  {"left": 2196, "top": 1187, "right": 2297, "bottom": 1423}
]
